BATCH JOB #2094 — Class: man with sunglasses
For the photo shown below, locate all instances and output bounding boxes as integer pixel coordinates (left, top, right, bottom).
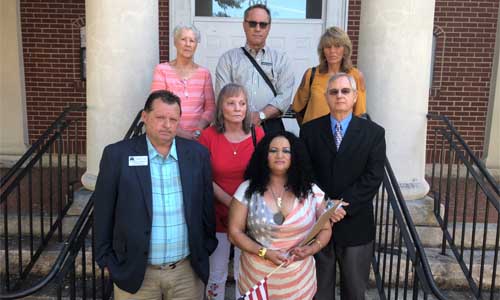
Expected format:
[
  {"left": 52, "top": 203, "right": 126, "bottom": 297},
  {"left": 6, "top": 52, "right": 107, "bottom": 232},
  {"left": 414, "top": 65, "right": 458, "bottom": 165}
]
[
  {"left": 215, "top": 4, "right": 294, "bottom": 133},
  {"left": 300, "top": 73, "right": 386, "bottom": 300}
]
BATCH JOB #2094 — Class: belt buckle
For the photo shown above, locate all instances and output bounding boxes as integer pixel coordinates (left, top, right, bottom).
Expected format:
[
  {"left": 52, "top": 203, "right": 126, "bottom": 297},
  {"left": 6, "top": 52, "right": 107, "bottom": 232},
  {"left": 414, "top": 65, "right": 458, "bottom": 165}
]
[{"left": 167, "top": 261, "right": 178, "bottom": 269}]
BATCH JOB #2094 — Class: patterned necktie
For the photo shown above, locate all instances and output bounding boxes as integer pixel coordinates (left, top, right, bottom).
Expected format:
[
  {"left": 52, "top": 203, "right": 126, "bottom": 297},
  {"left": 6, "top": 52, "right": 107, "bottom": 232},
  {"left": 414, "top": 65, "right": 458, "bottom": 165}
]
[{"left": 335, "top": 122, "right": 343, "bottom": 150}]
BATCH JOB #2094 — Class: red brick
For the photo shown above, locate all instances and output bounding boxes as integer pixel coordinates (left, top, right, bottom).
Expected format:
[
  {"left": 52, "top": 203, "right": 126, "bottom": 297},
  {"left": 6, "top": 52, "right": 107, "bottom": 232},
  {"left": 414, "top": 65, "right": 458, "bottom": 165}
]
[{"left": 20, "top": 0, "right": 86, "bottom": 150}]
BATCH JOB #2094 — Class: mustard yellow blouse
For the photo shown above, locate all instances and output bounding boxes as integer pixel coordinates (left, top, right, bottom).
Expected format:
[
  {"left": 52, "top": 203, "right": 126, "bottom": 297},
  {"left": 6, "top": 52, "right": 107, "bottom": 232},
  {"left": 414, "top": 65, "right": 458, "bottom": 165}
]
[{"left": 292, "top": 67, "right": 366, "bottom": 124}]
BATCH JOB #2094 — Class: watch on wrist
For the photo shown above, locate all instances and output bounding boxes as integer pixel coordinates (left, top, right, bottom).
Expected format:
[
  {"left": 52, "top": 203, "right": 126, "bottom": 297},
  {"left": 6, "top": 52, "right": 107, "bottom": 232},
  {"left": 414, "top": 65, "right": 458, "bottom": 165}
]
[
  {"left": 258, "top": 247, "right": 267, "bottom": 258},
  {"left": 193, "top": 129, "right": 201, "bottom": 138},
  {"left": 259, "top": 111, "right": 266, "bottom": 121}
]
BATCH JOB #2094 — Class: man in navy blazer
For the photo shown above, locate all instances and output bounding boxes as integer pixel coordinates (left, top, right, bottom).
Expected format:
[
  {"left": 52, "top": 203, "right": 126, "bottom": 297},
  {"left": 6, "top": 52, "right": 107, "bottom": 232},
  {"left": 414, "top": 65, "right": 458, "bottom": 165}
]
[
  {"left": 94, "top": 90, "right": 217, "bottom": 299},
  {"left": 301, "top": 73, "right": 386, "bottom": 300}
]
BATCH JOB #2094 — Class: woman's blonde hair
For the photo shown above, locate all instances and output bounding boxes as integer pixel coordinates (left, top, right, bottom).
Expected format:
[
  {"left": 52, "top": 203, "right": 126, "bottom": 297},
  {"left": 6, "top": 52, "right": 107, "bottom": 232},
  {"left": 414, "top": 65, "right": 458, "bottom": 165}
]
[{"left": 317, "top": 26, "right": 353, "bottom": 73}]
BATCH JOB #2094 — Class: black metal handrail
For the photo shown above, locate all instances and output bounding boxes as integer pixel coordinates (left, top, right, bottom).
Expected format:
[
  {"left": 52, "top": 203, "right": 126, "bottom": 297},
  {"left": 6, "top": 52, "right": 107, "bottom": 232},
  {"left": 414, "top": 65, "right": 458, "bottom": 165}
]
[
  {"left": 123, "top": 109, "right": 144, "bottom": 140},
  {"left": 1, "top": 105, "right": 86, "bottom": 292},
  {"left": 0, "top": 197, "right": 112, "bottom": 299},
  {"left": 1, "top": 105, "right": 84, "bottom": 189},
  {"left": 373, "top": 157, "right": 449, "bottom": 299},
  {"left": 0, "top": 107, "right": 143, "bottom": 299},
  {"left": 427, "top": 113, "right": 499, "bottom": 300},
  {"left": 363, "top": 114, "right": 448, "bottom": 300}
]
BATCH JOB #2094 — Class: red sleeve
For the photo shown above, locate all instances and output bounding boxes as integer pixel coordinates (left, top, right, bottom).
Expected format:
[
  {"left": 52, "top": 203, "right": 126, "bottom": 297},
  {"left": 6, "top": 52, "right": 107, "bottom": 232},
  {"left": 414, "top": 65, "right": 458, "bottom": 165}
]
[{"left": 199, "top": 126, "right": 215, "bottom": 149}]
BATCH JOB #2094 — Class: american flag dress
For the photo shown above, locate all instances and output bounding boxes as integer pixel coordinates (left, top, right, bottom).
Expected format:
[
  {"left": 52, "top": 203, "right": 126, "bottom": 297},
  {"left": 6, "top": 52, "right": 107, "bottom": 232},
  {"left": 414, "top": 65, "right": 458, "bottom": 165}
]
[{"left": 233, "top": 181, "right": 326, "bottom": 300}]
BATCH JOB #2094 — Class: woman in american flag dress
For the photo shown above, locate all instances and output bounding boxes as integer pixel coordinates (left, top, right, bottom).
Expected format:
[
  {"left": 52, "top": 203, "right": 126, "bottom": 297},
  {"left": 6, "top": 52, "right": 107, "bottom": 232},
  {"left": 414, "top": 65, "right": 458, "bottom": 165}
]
[{"left": 228, "top": 131, "right": 333, "bottom": 299}]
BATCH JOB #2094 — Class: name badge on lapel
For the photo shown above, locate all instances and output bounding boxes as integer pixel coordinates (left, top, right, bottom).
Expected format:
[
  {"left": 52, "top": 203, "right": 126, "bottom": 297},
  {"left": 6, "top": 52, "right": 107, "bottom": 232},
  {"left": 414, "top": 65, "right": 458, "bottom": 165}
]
[{"left": 128, "top": 156, "right": 148, "bottom": 166}]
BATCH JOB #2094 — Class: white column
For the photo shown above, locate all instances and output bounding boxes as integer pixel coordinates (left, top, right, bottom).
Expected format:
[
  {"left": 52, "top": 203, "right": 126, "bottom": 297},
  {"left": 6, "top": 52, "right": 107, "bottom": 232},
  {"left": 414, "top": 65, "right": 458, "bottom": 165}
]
[
  {"left": 82, "top": 0, "right": 159, "bottom": 190},
  {"left": 0, "top": 0, "right": 28, "bottom": 158},
  {"left": 484, "top": 10, "right": 500, "bottom": 178},
  {"left": 357, "top": 0, "right": 436, "bottom": 200}
]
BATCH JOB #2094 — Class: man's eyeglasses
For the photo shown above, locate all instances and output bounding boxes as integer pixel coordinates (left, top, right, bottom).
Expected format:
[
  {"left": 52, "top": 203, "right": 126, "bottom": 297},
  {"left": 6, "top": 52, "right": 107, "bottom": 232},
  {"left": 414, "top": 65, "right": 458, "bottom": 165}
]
[
  {"left": 328, "top": 88, "right": 353, "bottom": 96},
  {"left": 245, "top": 20, "right": 270, "bottom": 29}
]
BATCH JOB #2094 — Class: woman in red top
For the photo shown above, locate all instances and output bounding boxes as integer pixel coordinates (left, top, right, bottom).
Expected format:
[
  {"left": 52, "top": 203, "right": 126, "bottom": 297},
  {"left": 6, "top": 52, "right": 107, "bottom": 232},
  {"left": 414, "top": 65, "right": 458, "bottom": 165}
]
[{"left": 199, "top": 83, "right": 264, "bottom": 300}]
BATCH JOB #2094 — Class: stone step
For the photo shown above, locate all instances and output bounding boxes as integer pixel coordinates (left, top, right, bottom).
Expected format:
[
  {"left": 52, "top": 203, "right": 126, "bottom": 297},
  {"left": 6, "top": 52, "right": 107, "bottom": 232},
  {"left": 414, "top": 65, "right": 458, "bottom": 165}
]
[
  {"left": 422, "top": 247, "right": 499, "bottom": 290},
  {"left": 0, "top": 240, "right": 97, "bottom": 281},
  {"left": 372, "top": 247, "right": 499, "bottom": 290},
  {"left": 416, "top": 223, "right": 499, "bottom": 249},
  {"left": 3, "top": 272, "right": 109, "bottom": 300},
  {"left": 223, "top": 280, "right": 499, "bottom": 300},
  {"left": 374, "top": 196, "right": 498, "bottom": 249},
  {"left": 4, "top": 245, "right": 497, "bottom": 290},
  {"left": 0, "top": 188, "right": 91, "bottom": 238}
]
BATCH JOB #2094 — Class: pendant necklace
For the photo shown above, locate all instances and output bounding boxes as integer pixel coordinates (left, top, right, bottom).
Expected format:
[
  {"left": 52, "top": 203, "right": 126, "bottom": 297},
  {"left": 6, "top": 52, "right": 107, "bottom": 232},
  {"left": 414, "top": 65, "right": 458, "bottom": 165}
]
[
  {"left": 270, "top": 186, "right": 286, "bottom": 225},
  {"left": 229, "top": 142, "right": 239, "bottom": 156},
  {"left": 225, "top": 133, "right": 246, "bottom": 156}
]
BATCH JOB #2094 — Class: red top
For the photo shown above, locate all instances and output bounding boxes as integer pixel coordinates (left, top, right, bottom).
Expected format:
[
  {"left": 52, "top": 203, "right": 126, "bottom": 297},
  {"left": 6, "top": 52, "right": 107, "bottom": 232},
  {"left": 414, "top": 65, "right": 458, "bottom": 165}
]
[{"left": 199, "top": 125, "right": 265, "bottom": 232}]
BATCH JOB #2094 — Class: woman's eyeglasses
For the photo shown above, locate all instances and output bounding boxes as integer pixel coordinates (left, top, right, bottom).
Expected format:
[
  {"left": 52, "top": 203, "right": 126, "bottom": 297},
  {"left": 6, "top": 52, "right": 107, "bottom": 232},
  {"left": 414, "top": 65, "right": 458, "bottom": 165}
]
[
  {"left": 328, "top": 88, "right": 352, "bottom": 96},
  {"left": 245, "top": 20, "right": 269, "bottom": 29}
]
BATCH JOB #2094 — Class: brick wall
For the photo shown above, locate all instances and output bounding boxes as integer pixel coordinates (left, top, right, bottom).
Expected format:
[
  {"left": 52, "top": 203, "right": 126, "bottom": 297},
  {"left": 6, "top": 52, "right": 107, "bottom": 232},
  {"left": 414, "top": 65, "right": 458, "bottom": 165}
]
[
  {"left": 346, "top": 0, "right": 498, "bottom": 160},
  {"left": 18, "top": 0, "right": 498, "bottom": 158},
  {"left": 159, "top": 0, "right": 169, "bottom": 62},
  {"left": 347, "top": 0, "right": 361, "bottom": 65},
  {"left": 428, "top": 0, "right": 499, "bottom": 159},
  {"left": 20, "top": 0, "right": 169, "bottom": 154},
  {"left": 20, "top": 0, "right": 86, "bottom": 153}
]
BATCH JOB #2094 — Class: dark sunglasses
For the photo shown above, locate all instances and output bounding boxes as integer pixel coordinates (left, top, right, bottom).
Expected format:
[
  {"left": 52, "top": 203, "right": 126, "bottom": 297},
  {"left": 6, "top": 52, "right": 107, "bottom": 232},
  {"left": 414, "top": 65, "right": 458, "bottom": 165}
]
[
  {"left": 328, "top": 88, "right": 352, "bottom": 96},
  {"left": 245, "top": 20, "right": 269, "bottom": 29}
]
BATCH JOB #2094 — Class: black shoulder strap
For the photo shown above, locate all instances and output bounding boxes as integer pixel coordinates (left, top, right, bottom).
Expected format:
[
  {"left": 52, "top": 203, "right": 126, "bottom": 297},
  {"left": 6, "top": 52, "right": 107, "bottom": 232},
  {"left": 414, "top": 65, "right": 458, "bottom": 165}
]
[
  {"left": 241, "top": 47, "right": 277, "bottom": 97},
  {"left": 251, "top": 124, "right": 257, "bottom": 148},
  {"left": 309, "top": 67, "right": 316, "bottom": 89}
]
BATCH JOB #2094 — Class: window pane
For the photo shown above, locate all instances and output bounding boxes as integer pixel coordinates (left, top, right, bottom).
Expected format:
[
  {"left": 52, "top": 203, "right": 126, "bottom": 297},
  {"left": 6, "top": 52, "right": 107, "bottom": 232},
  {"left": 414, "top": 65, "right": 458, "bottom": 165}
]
[{"left": 195, "top": 0, "right": 322, "bottom": 19}]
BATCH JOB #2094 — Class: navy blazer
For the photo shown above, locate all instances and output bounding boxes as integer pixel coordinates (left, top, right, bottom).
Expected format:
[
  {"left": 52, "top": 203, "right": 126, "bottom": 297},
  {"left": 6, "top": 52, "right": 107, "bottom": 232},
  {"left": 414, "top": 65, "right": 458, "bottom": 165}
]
[
  {"left": 93, "top": 134, "right": 217, "bottom": 293},
  {"left": 300, "top": 115, "right": 386, "bottom": 247}
]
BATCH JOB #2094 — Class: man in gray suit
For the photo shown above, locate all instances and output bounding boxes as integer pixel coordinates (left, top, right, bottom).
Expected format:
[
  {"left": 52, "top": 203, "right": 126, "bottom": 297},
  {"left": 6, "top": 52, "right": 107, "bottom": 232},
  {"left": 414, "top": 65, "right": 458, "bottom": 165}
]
[{"left": 301, "top": 73, "right": 386, "bottom": 300}]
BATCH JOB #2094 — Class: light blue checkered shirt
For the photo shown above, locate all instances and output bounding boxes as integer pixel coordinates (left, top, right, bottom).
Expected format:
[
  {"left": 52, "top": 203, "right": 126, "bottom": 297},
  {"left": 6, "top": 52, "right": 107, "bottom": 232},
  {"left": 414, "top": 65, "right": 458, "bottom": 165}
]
[{"left": 146, "top": 137, "right": 190, "bottom": 265}]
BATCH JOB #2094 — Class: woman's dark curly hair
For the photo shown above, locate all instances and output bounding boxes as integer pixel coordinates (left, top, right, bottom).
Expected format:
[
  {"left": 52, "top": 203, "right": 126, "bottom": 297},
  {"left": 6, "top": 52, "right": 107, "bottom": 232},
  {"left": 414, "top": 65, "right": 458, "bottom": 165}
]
[{"left": 244, "top": 131, "right": 314, "bottom": 201}]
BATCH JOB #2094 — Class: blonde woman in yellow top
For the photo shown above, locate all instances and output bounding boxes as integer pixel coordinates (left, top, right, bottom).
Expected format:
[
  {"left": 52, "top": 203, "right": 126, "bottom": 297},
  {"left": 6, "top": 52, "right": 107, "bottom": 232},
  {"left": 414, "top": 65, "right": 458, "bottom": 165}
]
[{"left": 292, "top": 26, "right": 366, "bottom": 125}]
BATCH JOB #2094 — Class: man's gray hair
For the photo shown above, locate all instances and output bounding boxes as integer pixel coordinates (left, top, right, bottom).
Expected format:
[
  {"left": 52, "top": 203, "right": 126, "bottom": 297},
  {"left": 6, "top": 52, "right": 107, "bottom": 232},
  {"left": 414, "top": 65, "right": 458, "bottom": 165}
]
[
  {"left": 328, "top": 72, "right": 357, "bottom": 91},
  {"left": 173, "top": 24, "right": 201, "bottom": 43}
]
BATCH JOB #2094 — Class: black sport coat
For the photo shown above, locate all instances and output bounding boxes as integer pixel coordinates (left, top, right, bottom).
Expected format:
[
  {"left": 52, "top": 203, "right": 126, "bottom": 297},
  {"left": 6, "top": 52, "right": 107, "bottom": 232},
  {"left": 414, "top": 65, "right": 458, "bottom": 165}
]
[
  {"left": 93, "top": 134, "right": 217, "bottom": 293},
  {"left": 300, "top": 115, "right": 386, "bottom": 246}
]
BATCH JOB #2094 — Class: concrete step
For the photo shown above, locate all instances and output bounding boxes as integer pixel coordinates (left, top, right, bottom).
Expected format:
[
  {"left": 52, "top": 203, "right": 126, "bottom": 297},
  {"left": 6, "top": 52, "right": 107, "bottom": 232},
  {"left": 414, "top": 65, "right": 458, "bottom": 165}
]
[
  {"left": 374, "top": 196, "right": 498, "bottom": 249},
  {"left": 3, "top": 272, "right": 109, "bottom": 300},
  {"left": 0, "top": 188, "right": 92, "bottom": 238},
  {"left": 372, "top": 246, "right": 499, "bottom": 293},
  {"left": 416, "top": 223, "right": 499, "bottom": 249},
  {"left": 0, "top": 242, "right": 97, "bottom": 277},
  {"left": 4, "top": 246, "right": 497, "bottom": 299},
  {"left": 223, "top": 280, "right": 499, "bottom": 300}
]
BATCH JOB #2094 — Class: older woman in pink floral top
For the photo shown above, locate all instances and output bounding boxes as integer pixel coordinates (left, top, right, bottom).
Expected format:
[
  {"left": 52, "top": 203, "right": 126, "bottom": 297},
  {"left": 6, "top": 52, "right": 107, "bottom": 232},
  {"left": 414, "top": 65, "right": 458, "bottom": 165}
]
[{"left": 151, "top": 24, "right": 215, "bottom": 140}]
